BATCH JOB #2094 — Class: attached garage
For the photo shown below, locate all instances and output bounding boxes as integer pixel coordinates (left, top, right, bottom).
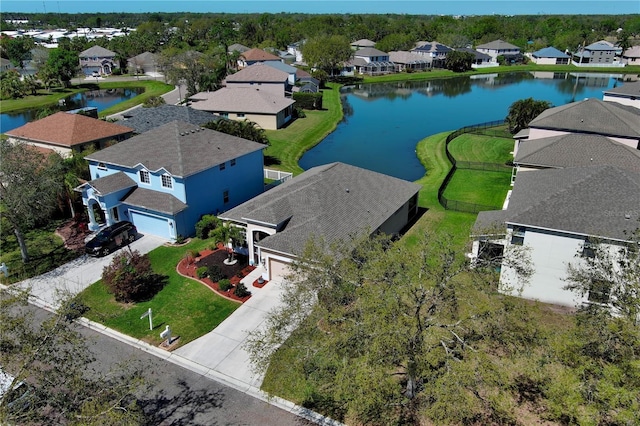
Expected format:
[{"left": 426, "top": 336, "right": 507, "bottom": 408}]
[
  {"left": 268, "top": 257, "right": 292, "bottom": 281},
  {"left": 129, "top": 210, "right": 172, "bottom": 240}
]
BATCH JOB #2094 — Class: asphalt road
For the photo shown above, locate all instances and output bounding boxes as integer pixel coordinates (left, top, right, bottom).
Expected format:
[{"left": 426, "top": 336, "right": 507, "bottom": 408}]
[{"left": 26, "top": 304, "right": 314, "bottom": 426}]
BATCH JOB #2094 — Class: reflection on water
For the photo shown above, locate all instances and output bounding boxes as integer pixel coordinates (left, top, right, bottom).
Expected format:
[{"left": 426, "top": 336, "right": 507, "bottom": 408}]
[
  {"left": 1, "top": 88, "right": 143, "bottom": 133},
  {"left": 300, "top": 72, "right": 630, "bottom": 181}
]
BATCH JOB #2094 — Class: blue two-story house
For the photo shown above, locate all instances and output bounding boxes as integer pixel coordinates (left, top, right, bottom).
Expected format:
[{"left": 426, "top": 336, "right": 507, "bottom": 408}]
[{"left": 77, "top": 120, "right": 266, "bottom": 241}]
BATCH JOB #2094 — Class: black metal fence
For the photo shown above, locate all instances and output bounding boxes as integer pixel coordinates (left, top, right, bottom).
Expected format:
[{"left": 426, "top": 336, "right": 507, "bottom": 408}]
[{"left": 438, "top": 119, "right": 509, "bottom": 214}]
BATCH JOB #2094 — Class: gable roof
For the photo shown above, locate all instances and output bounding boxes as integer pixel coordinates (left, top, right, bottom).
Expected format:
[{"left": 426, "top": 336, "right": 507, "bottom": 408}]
[
  {"left": 475, "top": 166, "right": 640, "bottom": 241},
  {"left": 122, "top": 187, "right": 188, "bottom": 215},
  {"left": 79, "top": 45, "right": 116, "bottom": 58},
  {"left": 220, "top": 162, "right": 421, "bottom": 256},
  {"left": 225, "top": 63, "right": 289, "bottom": 83},
  {"left": 5, "top": 112, "right": 133, "bottom": 148},
  {"left": 85, "top": 120, "right": 265, "bottom": 178},
  {"left": 455, "top": 47, "right": 492, "bottom": 60},
  {"left": 354, "top": 47, "right": 388, "bottom": 58},
  {"left": 121, "top": 105, "right": 217, "bottom": 133},
  {"left": 240, "top": 48, "right": 281, "bottom": 62},
  {"left": 603, "top": 81, "right": 640, "bottom": 98},
  {"left": 528, "top": 98, "right": 640, "bottom": 138},
  {"left": 515, "top": 134, "right": 640, "bottom": 173},
  {"left": 584, "top": 40, "right": 618, "bottom": 51},
  {"left": 189, "top": 87, "right": 295, "bottom": 115},
  {"left": 228, "top": 43, "right": 250, "bottom": 53},
  {"left": 351, "top": 39, "right": 376, "bottom": 48},
  {"left": 532, "top": 46, "right": 570, "bottom": 59},
  {"left": 127, "top": 51, "right": 158, "bottom": 64},
  {"left": 412, "top": 41, "right": 453, "bottom": 54},
  {"left": 476, "top": 39, "right": 520, "bottom": 51},
  {"left": 85, "top": 171, "right": 136, "bottom": 196},
  {"left": 623, "top": 45, "right": 640, "bottom": 58}
]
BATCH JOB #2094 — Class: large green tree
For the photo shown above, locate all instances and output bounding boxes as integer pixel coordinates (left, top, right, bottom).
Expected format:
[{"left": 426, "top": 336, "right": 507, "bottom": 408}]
[
  {"left": 43, "top": 47, "right": 79, "bottom": 87},
  {"left": 0, "top": 288, "right": 147, "bottom": 424},
  {"left": 0, "top": 141, "right": 62, "bottom": 263},
  {"left": 505, "top": 97, "right": 552, "bottom": 134},
  {"left": 444, "top": 50, "right": 474, "bottom": 72},
  {"left": 301, "top": 35, "right": 353, "bottom": 76}
]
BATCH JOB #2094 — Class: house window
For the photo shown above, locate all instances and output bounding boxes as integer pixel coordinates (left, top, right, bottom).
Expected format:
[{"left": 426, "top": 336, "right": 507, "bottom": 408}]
[
  {"left": 161, "top": 174, "right": 173, "bottom": 189},
  {"left": 223, "top": 190, "right": 229, "bottom": 204},
  {"left": 588, "top": 280, "right": 610, "bottom": 305},
  {"left": 139, "top": 170, "right": 150, "bottom": 184},
  {"left": 230, "top": 159, "right": 236, "bottom": 166},
  {"left": 237, "top": 113, "right": 245, "bottom": 118},
  {"left": 97, "top": 162, "right": 107, "bottom": 170},
  {"left": 511, "top": 226, "right": 525, "bottom": 245},
  {"left": 220, "top": 113, "right": 229, "bottom": 118},
  {"left": 219, "top": 162, "right": 226, "bottom": 171},
  {"left": 582, "top": 238, "right": 596, "bottom": 258}
]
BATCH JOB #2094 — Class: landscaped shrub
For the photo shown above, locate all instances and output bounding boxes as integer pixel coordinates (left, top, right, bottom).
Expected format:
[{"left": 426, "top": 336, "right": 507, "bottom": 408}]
[
  {"left": 195, "top": 214, "right": 221, "bottom": 239},
  {"left": 218, "top": 279, "right": 232, "bottom": 291},
  {"left": 102, "top": 249, "right": 167, "bottom": 303},
  {"left": 196, "top": 266, "right": 208, "bottom": 278},
  {"left": 207, "top": 264, "right": 225, "bottom": 282},
  {"left": 234, "top": 282, "right": 251, "bottom": 298},
  {"left": 292, "top": 92, "right": 322, "bottom": 110}
]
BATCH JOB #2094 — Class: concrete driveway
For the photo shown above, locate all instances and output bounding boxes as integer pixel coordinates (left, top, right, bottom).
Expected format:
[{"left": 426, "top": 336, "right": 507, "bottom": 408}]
[
  {"left": 174, "top": 268, "right": 288, "bottom": 389},
  {"left": 16, "top": 234, "right": 166, "bottom": 310}
]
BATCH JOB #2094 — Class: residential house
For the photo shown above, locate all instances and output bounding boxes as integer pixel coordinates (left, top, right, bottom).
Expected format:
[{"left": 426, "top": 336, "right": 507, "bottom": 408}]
[
  {"left": 455, "top": 47, "right": 493, "bottom": 68},
  {"left": 79, "top": 45, "right": 117, "bottom": 76},
  {"left": 5, "top": 111, "right": 133, "bottom": 157},
  {"left": 228, "top": 43, "right": 250, "bottom": 54},
  {"left": 351, "top": 48, "right": 394, "bottom": 75},
  {"left": 237, "top": 48, "right": 282, "bottom": 69},
  {"left": 411, "top": 41, "right": 453, "bottom": 68},
  {"left": 475, "top": 39, "right": 521, "bottom": 63},
  {"left": 77, "top": 120, "right": 266, "bottom": 240},
  {"left": 530, "top": 46, "right": 570, "bottom": 65},
  {"left": 224, "top": 62, "right": 292, "bottom": 96},
  {"left": 621, "top": 45, "right": 640, "bottom": 65},
  {"left": 219, "top": 162, "right": 421, "bottom": 280},
  {"left": 295, "top": 68, "right": 320, "bottom": 93},
  {"left": 262, "top": 61, "right": 299, "bottom": 87},
  {"left": 471, "top": 165, "right": 640, "bottom": 307},
  {"left": 572, "top": 40, "right": 620, "bottom": 67},
  {"left": 522, "top": 98, "right": 640, "bottom": 151},
  {"left": 388, "top": 51, "right": 430, "bottom": 72},
  {"left": 1, "top": 58, "right": 15, "bottom": 72},
  {"left": 189, "top": 87, "right": 295, "bottom": 130},
  {"left": 126, "top": 52, "right": 160, "bottom": 76},
  {"left": 118, "top": 105, "right": 218, "bottom": 134},
  {"left": 350, "top": 39, "right": 376, "bottom": 50},
  {"left": 603, "top": 81, "right": 640, "bottom": 110}
]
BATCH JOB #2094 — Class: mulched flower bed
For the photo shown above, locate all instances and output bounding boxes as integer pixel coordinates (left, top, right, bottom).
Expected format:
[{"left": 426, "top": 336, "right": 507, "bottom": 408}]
[{"left": 177, "top": 248, "right": 255, "bottom": 303}]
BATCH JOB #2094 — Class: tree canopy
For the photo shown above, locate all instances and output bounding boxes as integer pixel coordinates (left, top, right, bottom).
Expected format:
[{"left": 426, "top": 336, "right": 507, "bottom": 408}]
[
  {"left": 505, "top": 97, "right": 552, "bottom": 134},
  {"left": 301, "top": 35, "right": 352, "bottom": 75}
]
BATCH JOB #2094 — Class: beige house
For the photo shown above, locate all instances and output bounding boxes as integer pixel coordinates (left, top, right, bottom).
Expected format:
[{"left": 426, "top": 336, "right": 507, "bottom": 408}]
[
  {"left": 224, "top": 63, "right": 292, "bottom": 97},
  {"left": 621, "top": 45, "right": 640, "bottom": 65},
  {"left": 189, "top": 87, "right": 295, "bottom": 130}
]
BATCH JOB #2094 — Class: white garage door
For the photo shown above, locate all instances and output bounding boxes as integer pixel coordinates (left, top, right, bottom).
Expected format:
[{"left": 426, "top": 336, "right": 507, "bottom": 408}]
[
  {"left": 268, "top": 258, "right": 292, "bottom": 281},
  {"left": 130, "top": 211, "right": 171, "bottom": 240}
]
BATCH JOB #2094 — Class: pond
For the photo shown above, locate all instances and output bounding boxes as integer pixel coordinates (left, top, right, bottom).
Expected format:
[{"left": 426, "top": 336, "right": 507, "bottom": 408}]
[
  {"left": 299, "top": 72, "right": 624, "bottom": 181},
  {"left": 1, "top": 87, "right": 144, "bottom": 133}
]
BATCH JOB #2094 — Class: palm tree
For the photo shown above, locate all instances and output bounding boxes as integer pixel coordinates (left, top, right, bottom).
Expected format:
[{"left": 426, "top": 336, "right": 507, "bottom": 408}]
[{"left": 505, "top": 98, "right": 552, "bottom": 134}]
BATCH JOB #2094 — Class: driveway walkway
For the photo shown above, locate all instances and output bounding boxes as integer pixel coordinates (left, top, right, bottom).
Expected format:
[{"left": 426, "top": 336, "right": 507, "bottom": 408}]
[
  {"left": 174, "top": 268, "right": 288, "bottom": 388},
  {"left": 16, "top": 234, "right": 166, "bottom": 310}
]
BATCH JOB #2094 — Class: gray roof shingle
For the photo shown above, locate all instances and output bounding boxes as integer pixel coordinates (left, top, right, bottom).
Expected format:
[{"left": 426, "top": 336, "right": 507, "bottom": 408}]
[
  {"left": 528, "top": 98, "right": 640, "bottom": 138},
  {"left": 220, "top": 162, "right": 421, "bottom": 256},
  {"left": 475, "top": 166, "right": 640, "bottom": 241},
  {"left": 121, "top": 105, "right": 218, "bottom": 134},
  {"left": 79, "top": 45, "right": 116, "bottom": 58},
  {"left": 603, "top": 81, "right": 640, "bottom": 97},
  {"left": 476, "top": 39, "right": 520, "bottom": 51},
  {"left": 189, "top": 87, "right": 295, "bottom": 114},
  {"left": 87, "top": 171, "right": 136, "bottom": 195},
  {"left": 226, "top": 63, "right": 289, "bottom": 83},
  {"left": 86, "top": 120, "right": 265, "bottom": 178},
  {"left": 515, "top": 134, "right": 640, "bottom": 172},
  {"left": 122, "top": 187, "right": 188, "bottom": 214}
]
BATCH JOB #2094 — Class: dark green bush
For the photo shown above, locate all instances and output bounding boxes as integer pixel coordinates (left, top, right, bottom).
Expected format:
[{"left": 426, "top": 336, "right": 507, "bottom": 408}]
[
  {"left": 218, "top": 279, "right": 232, "bottom": 291},
  {"left": 195, "top": 214, "right": 220, "bottom": 239},
  {"left": 234, "top": 282, "right": 251, "bottom": 298},
  {"left": 293, "top": 92, "right": 323, "bottom": 110},
  {"left": 196, "top": 266, "right": 208, "bottom": 278},
  {"left": 208, "top": 264, "right": 225, "bottom": 282}
]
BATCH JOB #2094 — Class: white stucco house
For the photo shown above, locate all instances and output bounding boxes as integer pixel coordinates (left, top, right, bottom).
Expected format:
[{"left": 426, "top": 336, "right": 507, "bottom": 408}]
[
  {"left": 475, "top": 39, "right": 521, "bottom": 63},
  {"left": 530, "top": 46, "right": 570, "bottom": 65},
  {"left": 219, "top": 162, "right": 421, "bottom": 281},
  {"left": 471, "top": 165, "right": 640, "bottom": 307}
]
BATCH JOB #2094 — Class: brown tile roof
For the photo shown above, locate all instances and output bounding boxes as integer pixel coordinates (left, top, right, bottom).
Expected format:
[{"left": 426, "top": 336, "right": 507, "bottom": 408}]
[
  {"left": 5, "top": 112, "right": 134, "bottom": 148},
  {"left": 240, "top": 48, "right": 281, "bottom": 62}
]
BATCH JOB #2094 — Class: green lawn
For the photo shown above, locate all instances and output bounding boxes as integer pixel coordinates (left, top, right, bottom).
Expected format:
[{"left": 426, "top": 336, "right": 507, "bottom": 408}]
[
  {"left": 0, "top": 80, "right": 173, "bottom": 116},
  {"left": 264, "top": 83, "right": 343, "bottom": 175},
  {"left": 442, "top": 169, "right": 512, "bottom": 209},
  {"left": 448, "top": 133, "right": 514, "bottom": 164},
  {"left": 78, "top": 238, "right": 240, "bottom": 346}
]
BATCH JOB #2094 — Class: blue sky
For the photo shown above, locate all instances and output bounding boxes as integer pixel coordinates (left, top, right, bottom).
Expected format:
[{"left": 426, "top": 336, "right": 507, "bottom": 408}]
[{"left": 2, "top": 1, "right": 639, "bottom": 15}]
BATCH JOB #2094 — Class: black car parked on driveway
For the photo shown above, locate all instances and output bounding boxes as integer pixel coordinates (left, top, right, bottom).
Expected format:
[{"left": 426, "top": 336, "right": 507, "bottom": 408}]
[{"left": 85, "top": 221, "right": 137, "bottom": 257}]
